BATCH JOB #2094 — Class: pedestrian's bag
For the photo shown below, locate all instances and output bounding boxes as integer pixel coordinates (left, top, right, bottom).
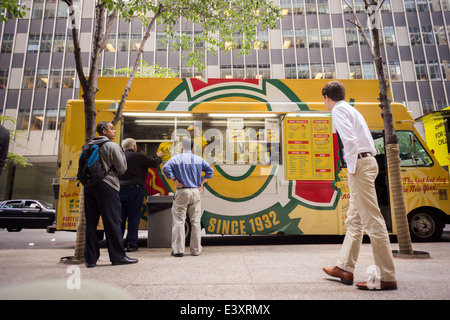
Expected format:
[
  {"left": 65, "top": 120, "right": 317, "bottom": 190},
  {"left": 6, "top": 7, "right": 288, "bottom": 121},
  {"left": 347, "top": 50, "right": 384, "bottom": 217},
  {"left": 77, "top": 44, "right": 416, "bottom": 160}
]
[{"left": 77, "top": 140, "right": 110, "bottom": 187}]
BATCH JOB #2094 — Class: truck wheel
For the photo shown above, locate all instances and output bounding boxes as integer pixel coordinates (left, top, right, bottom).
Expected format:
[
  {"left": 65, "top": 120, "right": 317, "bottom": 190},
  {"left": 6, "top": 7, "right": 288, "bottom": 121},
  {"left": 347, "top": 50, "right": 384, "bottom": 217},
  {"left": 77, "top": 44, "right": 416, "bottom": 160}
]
[{"left": 408, "top": 210, "right": 443, "bottom": 242}]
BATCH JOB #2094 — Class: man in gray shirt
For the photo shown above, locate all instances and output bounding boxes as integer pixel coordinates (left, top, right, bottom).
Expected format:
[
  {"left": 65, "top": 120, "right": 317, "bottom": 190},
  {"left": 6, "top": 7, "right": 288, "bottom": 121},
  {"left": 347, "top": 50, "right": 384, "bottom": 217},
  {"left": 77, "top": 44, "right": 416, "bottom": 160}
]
[{"left": 84, "top": 122, "right": 138, "bottom": 268}]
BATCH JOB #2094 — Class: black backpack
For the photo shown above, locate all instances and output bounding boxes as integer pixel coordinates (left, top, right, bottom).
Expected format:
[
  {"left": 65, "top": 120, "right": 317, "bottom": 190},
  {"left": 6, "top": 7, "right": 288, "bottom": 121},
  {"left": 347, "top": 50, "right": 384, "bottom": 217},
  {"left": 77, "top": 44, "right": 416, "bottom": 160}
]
[{"left": 77, "top": 140, "right": 110, "bottom": 187}]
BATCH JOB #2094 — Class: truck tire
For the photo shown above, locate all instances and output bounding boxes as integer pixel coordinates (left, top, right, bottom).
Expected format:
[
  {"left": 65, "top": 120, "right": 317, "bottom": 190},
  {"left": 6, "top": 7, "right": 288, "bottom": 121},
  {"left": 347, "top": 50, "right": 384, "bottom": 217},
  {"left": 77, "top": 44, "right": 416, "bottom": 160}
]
[{"left": 408, "top": 209, "right": 443, "bottom": 242}]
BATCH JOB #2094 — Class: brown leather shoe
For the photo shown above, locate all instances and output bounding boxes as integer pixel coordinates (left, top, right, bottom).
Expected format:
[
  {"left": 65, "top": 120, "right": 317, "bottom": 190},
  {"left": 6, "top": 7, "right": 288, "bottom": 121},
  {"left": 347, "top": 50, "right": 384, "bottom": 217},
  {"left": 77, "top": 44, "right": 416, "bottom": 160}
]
[
  {"left": 356, "top": 280, "right": 398, "bottom": 290},
  {"left": 323, "top": 266, "right": 353, "bottom": 285}
]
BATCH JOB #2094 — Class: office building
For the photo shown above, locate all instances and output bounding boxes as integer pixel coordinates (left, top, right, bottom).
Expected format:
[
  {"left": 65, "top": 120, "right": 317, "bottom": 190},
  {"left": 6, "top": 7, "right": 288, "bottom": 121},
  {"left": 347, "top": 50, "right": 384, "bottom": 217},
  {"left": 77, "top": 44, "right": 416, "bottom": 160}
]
[{"left": 0, "top": 0, "right": 449, "bottom": 200}]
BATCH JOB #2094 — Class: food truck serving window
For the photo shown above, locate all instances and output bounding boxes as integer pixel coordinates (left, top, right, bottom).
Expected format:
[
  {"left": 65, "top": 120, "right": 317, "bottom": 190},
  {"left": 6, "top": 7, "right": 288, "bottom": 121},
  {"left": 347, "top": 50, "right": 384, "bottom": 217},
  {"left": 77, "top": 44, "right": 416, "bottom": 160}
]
[{"left": 122, "top": 113, "right": 281, "bottom": 165}]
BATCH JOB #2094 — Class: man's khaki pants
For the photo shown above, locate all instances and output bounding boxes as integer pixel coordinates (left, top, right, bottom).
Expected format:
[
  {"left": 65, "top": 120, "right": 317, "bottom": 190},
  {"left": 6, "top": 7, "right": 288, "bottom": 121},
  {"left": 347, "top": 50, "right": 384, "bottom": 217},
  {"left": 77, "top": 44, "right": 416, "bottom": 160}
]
[
  {"left": 171, "top": 188, "right": 202, "bottom": 255},
  {"left": 337, "top": 156, "right": 396, "bottom": 282}
]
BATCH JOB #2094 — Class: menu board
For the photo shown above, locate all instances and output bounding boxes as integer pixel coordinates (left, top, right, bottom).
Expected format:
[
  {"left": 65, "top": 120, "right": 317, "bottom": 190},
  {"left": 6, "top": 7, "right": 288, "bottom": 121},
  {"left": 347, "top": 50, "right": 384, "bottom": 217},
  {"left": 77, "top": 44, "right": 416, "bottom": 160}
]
[{"left": 284, "top": 115, "right": 334, "bottom": 180}]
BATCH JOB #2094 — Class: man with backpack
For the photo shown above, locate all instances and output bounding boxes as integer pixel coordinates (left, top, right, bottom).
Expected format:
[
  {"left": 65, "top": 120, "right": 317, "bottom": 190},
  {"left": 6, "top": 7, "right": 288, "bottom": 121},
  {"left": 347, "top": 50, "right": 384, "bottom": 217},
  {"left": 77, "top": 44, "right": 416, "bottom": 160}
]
[{"left": 81, "top": 121, "right": 138, "bottom": 268}]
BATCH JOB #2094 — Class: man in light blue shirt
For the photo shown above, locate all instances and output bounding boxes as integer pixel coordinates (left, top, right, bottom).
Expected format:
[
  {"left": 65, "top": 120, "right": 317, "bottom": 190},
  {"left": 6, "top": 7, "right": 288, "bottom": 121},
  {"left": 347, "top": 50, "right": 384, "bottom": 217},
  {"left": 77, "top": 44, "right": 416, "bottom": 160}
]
[{"left": 163, "top": 139, "right": 214, "bottom": 257}]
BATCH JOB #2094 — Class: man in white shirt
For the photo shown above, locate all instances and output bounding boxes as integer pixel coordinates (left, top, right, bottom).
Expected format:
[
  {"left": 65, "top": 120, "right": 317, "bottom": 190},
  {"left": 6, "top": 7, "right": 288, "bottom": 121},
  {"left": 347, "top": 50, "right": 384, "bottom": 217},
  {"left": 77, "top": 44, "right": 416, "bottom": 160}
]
[{"left": 321, "top": 81, "right": 397, "bottom": 291}]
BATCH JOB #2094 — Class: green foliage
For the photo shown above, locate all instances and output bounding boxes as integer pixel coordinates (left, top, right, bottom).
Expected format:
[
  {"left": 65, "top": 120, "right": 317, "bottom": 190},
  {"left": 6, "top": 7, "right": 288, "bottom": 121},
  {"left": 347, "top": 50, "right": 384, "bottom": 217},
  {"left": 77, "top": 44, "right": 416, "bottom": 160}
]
[
  {"left": 0, "top": 116, "right": 31, "bottom": 169},
  {"left": 103, "top": 60, "right": 178, "bottom": 78},
  {"left": 0, "top": 0, "right": 29, "bottom": 23},
  {"left": 156, "top": 0, "right": 281, "bottom": 69},
  {"left": 99, "top": 0, "right": 281, "bottom": 70}
]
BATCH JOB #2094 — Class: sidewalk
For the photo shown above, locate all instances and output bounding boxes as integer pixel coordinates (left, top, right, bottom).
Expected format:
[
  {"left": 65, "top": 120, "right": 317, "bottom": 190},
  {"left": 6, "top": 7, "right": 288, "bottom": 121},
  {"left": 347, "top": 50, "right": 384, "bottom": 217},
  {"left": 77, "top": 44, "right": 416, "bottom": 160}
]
[{"left": 0, "top": 231, "right": 449, "bottom": 301}]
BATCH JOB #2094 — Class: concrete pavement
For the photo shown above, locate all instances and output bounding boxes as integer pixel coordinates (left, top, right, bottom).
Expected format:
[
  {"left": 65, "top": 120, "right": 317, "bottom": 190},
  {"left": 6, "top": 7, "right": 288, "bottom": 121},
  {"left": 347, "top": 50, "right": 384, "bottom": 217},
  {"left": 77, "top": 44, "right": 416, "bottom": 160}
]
[{"left": 0, "top": 230, "right": 449, "bottom": 302}]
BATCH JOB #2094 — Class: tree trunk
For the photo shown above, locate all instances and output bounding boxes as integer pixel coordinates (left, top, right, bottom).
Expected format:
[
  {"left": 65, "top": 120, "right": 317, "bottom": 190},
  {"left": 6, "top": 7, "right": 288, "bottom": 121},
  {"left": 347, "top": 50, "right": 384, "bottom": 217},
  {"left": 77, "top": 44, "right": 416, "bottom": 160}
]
[
  {"left": 372, "top": 27, "right": 413, "bottom": 255},
  {"left": 73, "top": 185, "right": 85, "bottom": 261}
]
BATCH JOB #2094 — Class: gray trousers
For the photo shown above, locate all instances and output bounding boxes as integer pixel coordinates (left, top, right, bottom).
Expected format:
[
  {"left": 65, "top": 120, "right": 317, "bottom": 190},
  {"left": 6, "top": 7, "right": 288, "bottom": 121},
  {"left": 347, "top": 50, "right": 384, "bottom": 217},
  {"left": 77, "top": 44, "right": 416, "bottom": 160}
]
[{"left": 171, "top": 188, "right": 202, "bottom": 255}]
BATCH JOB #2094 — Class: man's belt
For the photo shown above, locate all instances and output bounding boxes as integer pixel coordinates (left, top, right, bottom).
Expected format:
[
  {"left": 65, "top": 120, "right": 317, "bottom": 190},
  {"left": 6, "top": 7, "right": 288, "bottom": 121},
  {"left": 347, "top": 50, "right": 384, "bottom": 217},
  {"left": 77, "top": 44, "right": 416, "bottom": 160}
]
[{"left": 358, "top": 152, "right": 373, "bottom": 159}]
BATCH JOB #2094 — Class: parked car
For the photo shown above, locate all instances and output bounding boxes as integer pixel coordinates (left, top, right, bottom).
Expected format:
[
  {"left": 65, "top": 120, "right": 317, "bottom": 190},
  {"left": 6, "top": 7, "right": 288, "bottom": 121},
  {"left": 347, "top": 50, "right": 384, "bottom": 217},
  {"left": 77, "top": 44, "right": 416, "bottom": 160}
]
[{"left": 0, "top": 199, "right": 56, "bottom": 232}]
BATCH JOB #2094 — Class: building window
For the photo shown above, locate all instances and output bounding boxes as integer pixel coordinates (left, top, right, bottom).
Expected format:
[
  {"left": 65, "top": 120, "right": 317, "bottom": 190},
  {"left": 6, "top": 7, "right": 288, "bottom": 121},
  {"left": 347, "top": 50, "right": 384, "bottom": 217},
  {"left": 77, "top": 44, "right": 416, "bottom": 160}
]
[
  {"left": 131, "top": 32, "right": 142, "bottom": 51},
  {"left": 36, "top": 68, "right": 49, "bottom": 89},
  {"left": 320, "top": 28, "right": 332, "bottom": 48},
  {"left": 415, "top": 60, "right": 428, "bottom": 80},
  {"left": 382, "top": 27, "right": 396, "bottom": 46},
  {"left": 53, "top": 33, "right": 66, "bottom": 52},
  {"left": 295, "top": 29, "right": 307, "bottom": 48},
  {"left": 323, "top": 63, "right": 335, "bottom": 79},
  {"left": 44, "top": 0, "right": 56, "bottom": 19},
  {"left": 32, "top": 0, "right": 44, "bottom": 19},
  {"left": 421, "top": 101, "right": 434, "bottom": 114},
  {"left": 311, "top": 63, "right": 323, "bottom": 79},
  {"left": 346, "top": 27, "right": 358, "bottom": 47},
  {"left": 305, "top": 0, "right": 316, "bottom": 14},
  {"left": 0, "top": 68, "right": 9, "bottom": 89},
  {"left": 297, "top": 63, "right": 310, "bottom": 79},
  {"left": 256, "top": 31, "right": 269, "bottom": 49},
  {"left": 49, "top": 68, "right": 61, "bottom": 89},
  {"left": 45, "top": 108, "right": 58, "bottom": 130},
  {"left": 106, "top": 33, "right": 117, "bottom": 52},
  {"left": 40, "top": 33, "right": 53, "bottom": 53},
  {"left": 285, "top": 64, "right": 297, "bottom": 79},
  {"left": 389, "top": 61, "right": 402, "bottom": 81},
  {"left": 233, "top": 65, "right": 245, "bottom": 78},
  {"left": 308, "top": 29, "right": 320, "bottom": 48},
  {"left": 363, "top": 62, "right": 376, "bottom": 79},
  {"left": 428, "top": 60, "right": 442, "bottom": 80},
  {"left": 194, "top": 66, "right": 204, "bottom": 79},
  {"left": 442, "top": 60, "right": 450, "bottom": 79},
  {"left": 27, "top": 34, "right": 40, "bottom": 52},
  {"left": 381, "top": 0, "right": 391, "bottom": 11},
  {"left": 66, "top": 34, "right": 74, "bottom": 53},
  {"left": 17, "top": 109, "right": 30, "bottom": 130},
  {"left": 434, "top": 26, "right": 447, "bottom": 45},
  {"left": 220, "top": 65, "right": 232, "bottom": 79},
  {"left": 62, "top": 68, "right": 75, "bottom": 88},
  {"left": 283, "top": 29, "right": 295, "bottom": 49},
  {"left": 405, "top": 0, "right": 416, "bottom": 12},
  {"left": 1, "top": 33, "right": 14, "bottom": 53},
  {"left": 293, "top": 0, "right": 304, "bottom": 14},
  {"left": 194, "top": 31, "right": 205, "bottom": 50},
  {"left": 118, "top": 32, "right": 129, "bottom": 52},
  {"left": 258, "top": 64, "right": 270, "bottom": 79},
  {"left": 247, "top": 65, "right": 258, "bottom": 78},
  {"left": 31, "top": 109, "right": 44, "bottom": 130},
  {"left": 409, "top": 26, "right": 421, "bottom": 46},
  {"left": 436, "top": 100, "right": 447, "bottom": 110},
  {"left": 23, "top": 68, "right": 35, "bottom": 89},
  {"left": 181, "top": 66, "right": 193, "bottom": 78},
  {"left": 350, "top": 62, "right": 362, "bottom": 79},
  {"left": 417, "top": 0, "right": 430, "bottom": 11},
  {"left": 318, "top": 0, "right": 329, "bottom": 14},
  {"left": 281, "top": 0, "right": 293, "bottom": 16},
  {"left": 421, "top": 26, "right": 434, "bottom": 45},
  {"left": 156, "top": 32, "right": 167, "bottom": 51}
]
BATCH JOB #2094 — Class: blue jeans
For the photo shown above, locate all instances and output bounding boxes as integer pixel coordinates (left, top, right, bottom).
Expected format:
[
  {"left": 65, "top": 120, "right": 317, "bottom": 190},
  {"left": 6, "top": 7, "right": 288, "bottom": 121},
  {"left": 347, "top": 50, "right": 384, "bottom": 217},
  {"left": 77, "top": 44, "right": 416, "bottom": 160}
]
[{"left": 119, "top": 186, "right": 144, "bottom": 248}]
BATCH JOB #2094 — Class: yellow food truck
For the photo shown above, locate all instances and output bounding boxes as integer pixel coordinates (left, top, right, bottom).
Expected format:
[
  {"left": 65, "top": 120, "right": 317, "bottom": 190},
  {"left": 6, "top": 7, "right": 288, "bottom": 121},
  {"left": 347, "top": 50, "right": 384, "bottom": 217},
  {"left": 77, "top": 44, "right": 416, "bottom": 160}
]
[{"left": 56, "top": 78, "right": 450, "bottom": 242}]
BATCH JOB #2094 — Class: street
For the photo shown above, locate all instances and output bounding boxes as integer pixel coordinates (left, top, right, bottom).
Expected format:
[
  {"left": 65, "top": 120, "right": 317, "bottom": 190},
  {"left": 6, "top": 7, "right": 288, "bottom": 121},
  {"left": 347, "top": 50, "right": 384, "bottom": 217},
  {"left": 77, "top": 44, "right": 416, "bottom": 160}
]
[
  {"left": 1, "top": 226, "right": 449, "bottom": 249},
  {"left": 0, "top": 227, "right": 449, "bottom": 303}
]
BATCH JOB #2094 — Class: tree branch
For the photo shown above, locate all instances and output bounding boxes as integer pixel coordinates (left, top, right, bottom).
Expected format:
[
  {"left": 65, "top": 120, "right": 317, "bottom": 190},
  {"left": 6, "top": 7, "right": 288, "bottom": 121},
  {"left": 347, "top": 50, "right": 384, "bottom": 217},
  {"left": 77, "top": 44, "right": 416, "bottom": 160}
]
[
  {"left": 111, "top": 4, "right": 164, "bottom": 126},
  {"left": 62, "top": 0, "right": 87, "bottom": 91},
  {"left": 99, "top": 12, "right": 116, "bottom": 52},
  {"left": 343, "top": 0, "right": 375, "bottom": 59}
]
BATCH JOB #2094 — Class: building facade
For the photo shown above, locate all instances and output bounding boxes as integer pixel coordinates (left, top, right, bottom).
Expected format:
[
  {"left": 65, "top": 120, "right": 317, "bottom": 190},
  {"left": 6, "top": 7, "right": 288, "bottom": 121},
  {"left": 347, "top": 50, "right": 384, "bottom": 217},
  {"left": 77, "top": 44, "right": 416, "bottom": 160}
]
[{"left": 0, "top": 0, "right": 449, "bottom": 200}]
